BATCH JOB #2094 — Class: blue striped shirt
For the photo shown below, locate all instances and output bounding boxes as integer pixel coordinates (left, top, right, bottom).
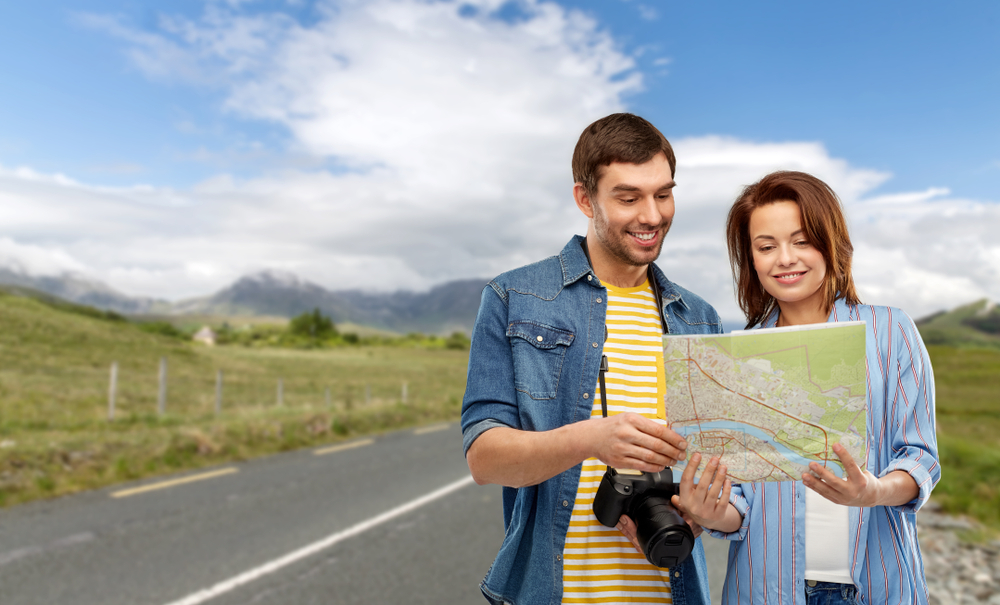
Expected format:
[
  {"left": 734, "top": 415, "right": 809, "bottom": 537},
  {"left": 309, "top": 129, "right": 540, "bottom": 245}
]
[{"left": 707, "top": 299, "right": 940, "bottom": 605}]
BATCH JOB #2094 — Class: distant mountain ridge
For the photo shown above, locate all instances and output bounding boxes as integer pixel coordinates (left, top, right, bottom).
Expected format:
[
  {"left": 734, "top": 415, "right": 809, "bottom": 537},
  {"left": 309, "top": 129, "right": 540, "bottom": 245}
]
[
  {"left": 0, "top": 267, "right": 164, "bottom": 314},
  {"left": 916, "top": 298, "right": 1000, "bottom": 350},
  {"left": 0, "top": 268, "right": 487, "bottom": 335}
]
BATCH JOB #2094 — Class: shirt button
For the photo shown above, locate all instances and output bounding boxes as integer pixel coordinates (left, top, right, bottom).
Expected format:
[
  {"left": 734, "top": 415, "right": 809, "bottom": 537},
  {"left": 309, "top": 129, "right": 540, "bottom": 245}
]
[
  {"left": 587, "top": 275, "right": 592, "bottom": 281},
  {"left": 674, "top": 571, "right": 680, "bottom": 578},
  {"left": 596, "top": 297, "right": 602, "bottom": 303},
  {"left": 562, "top": 500, "right": 569, "bottom": 507},
  {"left": 592, "top": 342, "right": 598, "bottom": 348},
  {"left": 583, "top": 392, "right": 589, "bottom": 399},
  {"left": 556, "top": 554, "right": 562, "bottom": 561},
  {"left": 536, "top": 335, "right": 543, "bottom": 342}
]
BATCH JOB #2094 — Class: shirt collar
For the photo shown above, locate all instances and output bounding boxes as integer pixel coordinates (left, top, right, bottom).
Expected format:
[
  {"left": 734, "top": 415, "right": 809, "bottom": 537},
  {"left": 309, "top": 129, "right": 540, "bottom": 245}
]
[{"left": 558, "top": 234, "right": 688, "bottom": 310}]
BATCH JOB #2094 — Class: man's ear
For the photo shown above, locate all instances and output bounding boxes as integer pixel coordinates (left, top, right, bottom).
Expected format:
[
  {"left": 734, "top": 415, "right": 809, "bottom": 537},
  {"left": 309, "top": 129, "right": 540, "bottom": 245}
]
[{"left": 574, "top": 183, "right": 596, "bottom": 219}]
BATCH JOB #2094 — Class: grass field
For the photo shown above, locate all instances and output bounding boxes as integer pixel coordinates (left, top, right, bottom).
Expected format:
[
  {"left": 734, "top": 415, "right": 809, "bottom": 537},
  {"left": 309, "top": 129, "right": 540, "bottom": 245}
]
[
  {"left": 926, "top": 345, "right": 1000, "bottom": 536},
  {"left": 0, "top": 293, "right": 468, "bottom": 507},
  {"left": 2, "top": 291, "right": 998, "bottom": 540}
]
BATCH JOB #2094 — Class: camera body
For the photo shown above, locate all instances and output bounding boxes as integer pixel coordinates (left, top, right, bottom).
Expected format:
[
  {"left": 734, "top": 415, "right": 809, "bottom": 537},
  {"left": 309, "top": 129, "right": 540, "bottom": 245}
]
[{"left": 592, "top": 467, "right": 695, "bottom": 569}]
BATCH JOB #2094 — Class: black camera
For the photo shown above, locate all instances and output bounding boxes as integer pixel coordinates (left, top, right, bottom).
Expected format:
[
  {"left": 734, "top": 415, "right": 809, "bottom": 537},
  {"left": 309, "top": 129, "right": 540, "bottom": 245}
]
[{"left": 592, "top": 467, "right": 694, "bottom": 569}]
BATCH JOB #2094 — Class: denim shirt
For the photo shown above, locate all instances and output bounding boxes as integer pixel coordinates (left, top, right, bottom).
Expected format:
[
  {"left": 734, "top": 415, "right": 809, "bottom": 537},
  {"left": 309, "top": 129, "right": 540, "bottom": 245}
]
[{"left": 461, "top": 235, "right": 723, "bottom": 605}]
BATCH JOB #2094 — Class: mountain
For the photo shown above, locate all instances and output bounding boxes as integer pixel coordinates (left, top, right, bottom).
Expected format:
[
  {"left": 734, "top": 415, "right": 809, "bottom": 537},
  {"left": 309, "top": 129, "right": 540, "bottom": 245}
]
[
  {"left": 0, "top": 268, "right": 487, "bottom": 335},
  {"left": 0, "top": 267, "right": 165, "bottom": 314},
  {"left": 916, "top": 299, "right": 1000, "bottom": 350},
  {"left": 175, "top": 270, "right": 486, "bottom": 334}
]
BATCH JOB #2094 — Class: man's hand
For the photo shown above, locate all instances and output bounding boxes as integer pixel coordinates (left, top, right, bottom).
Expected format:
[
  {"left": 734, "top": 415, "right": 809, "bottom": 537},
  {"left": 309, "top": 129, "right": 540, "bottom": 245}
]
[
  {"left": 616, "top": 511, "right": 703, "bottom": 556},
  {"left": 590, "top": 413, "right": 687, "bottom": 472},
  {"left": 670, "top": 452, "right": 732, "bottom": 530}
]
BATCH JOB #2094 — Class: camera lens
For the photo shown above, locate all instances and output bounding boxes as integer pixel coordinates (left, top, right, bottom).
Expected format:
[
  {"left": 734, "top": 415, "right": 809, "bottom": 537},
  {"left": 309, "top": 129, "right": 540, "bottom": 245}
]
[{"left": 630, "top": 495, "right": 694, "bottom": 569}]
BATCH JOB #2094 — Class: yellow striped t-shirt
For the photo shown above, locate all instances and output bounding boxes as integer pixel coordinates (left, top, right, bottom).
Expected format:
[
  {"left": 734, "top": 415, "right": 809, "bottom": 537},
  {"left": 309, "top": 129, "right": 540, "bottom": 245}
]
[{"left": 561, "top": 280, "right": 672, "bottom": 604}]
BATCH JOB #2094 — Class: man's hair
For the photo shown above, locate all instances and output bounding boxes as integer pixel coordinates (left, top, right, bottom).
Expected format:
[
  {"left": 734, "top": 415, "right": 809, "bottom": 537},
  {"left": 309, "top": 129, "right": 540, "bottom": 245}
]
[
  {"left": 572, "top": 113, "right": 676, "bottom": 196},
  {"left": 725, "top": 171, "right": 861, "bottom": 329}
]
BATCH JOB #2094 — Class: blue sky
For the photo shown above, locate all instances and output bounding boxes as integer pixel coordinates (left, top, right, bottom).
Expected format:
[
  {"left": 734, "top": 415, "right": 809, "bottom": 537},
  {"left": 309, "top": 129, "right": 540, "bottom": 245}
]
[{"left": 0, "top": 0, "right": 997, "bottom": 322}]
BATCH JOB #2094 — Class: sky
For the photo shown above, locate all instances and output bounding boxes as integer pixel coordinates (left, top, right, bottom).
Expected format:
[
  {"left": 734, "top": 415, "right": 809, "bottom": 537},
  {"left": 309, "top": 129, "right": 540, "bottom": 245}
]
[{"left": 0, "top": 0, "right": 997, "bottom": 324}]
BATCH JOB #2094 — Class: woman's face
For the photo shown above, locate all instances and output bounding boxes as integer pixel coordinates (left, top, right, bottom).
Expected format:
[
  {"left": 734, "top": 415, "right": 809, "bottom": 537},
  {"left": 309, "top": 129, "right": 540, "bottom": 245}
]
[{"left": 749, "top": 200, "right": 827, "bottom": 317}]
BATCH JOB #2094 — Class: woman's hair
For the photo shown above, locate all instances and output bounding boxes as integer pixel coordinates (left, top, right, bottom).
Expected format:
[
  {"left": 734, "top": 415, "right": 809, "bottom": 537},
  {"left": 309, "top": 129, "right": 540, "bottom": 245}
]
[{"left": 725, "top": 171, "right": 861, "bottom": 328}]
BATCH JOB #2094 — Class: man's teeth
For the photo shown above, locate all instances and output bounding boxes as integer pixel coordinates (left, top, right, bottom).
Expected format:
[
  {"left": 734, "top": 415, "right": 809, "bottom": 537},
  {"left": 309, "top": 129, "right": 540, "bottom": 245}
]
[{"left": 632, "top": 232, "right": 655, "bottom": 241}]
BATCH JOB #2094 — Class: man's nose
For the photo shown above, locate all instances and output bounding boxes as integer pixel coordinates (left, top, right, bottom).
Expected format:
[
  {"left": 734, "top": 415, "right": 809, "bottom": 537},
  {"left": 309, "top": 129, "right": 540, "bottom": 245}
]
[{"left": 637, "top": 196, "right": 662, "bottom": 226}]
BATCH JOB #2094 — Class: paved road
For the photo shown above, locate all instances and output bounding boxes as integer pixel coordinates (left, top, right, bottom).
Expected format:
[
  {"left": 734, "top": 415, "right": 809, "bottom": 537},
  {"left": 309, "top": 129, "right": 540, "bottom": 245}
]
[{"left": 0, "top": 424, "right": 728, "bottom": 604}]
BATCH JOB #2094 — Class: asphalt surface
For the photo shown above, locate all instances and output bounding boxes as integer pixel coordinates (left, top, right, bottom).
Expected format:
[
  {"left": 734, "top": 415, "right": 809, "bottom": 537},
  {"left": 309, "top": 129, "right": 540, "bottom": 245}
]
[{"left": 0, "top": 424, "right": 729, "bottom": 604}]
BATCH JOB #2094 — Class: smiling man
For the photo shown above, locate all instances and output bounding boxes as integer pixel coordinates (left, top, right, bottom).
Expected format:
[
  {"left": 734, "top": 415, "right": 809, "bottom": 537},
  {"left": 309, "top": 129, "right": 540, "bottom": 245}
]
[{"left": 461, "top": 113, "right": 723, "bottom": 605}]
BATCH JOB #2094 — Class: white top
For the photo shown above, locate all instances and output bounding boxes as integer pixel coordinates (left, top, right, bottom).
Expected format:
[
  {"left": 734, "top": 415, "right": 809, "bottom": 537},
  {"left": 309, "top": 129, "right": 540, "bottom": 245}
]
[{"left": 804, "top": 487, "right": 853, "bottom": 583}]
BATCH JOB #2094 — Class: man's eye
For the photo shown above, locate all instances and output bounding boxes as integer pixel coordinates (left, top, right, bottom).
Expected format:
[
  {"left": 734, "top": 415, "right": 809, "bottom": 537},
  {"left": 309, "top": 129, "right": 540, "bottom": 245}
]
[{"left": 621, "top": 198, "right": 637, "bottom": 204}]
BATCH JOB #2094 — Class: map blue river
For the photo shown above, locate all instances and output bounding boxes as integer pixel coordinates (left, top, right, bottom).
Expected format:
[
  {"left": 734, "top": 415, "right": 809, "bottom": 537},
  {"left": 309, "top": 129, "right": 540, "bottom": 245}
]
[{"left": 673, "top": 420, "right": 846, "bottom": 479}]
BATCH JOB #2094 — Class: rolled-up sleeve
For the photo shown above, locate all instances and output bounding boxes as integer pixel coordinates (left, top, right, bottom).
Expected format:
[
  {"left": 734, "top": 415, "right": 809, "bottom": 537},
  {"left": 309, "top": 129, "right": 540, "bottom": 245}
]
[
  {"left": 461, "top": 282, "right": 521, "bottom": 456},
  {"left": 705, "top": 483, "right": 750, "bottom": 541},
  {"left": 882, "top": 311, "right": 940, "bottom": 513}
]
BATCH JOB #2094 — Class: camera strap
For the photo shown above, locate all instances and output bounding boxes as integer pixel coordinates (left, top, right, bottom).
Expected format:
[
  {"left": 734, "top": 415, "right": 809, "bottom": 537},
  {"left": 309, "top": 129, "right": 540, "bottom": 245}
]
[{"left": 581, "top": 239, "right": 667, "bottom": 419}]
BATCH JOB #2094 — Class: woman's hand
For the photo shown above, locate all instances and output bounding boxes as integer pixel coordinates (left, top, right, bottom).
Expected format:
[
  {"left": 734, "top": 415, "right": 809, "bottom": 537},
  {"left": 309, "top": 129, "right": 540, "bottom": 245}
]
[
  {"left": 803, "top": 443, "right": 880, "bottom": 507},
  {"left": 670, "top": 452, "right": 733, "bottom": 531}
]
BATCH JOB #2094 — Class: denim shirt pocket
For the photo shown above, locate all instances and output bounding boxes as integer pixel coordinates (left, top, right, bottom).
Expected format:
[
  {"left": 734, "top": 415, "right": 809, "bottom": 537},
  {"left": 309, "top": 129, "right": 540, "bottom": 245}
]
[{"left": 506, "top": 320, "right": 575, "bottom": 400}]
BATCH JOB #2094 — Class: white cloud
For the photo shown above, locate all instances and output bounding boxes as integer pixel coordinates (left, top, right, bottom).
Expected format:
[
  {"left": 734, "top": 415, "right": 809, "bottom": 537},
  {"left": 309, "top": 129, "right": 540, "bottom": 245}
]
[{"left": 2, "top": 0, "right": 996, "bottom": 324}]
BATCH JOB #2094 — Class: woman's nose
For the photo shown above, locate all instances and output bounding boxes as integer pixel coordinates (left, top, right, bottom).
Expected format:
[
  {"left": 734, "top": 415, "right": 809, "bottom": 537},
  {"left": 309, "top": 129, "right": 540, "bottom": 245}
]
[{"left": 778, "top": 244, "right": 796, "bottom": 266}]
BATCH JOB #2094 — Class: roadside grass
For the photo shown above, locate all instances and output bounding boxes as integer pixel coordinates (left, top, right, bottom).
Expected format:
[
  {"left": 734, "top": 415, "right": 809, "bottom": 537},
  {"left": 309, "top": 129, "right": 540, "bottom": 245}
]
[
  {"left": 3, "top": 291, "right": 998, "bottom": 540},
  {"left": 927, "top": 345, "right": 1000, "bottom": 536},
  {"left": 0, "top": 294, "right": 468, "bottom": 507}
]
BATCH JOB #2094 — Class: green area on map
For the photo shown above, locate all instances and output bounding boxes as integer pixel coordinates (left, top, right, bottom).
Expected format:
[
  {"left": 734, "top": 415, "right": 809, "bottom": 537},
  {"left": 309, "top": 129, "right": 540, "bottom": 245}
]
[{"left": 663, "top": 322, "right": 867, "bottom": 483}]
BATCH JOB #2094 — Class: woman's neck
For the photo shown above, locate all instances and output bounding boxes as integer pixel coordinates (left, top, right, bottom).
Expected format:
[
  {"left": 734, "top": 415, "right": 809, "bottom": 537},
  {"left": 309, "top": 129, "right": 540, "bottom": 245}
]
[{"left": 775, "top": 300, "right": 830, "bottom": 327}]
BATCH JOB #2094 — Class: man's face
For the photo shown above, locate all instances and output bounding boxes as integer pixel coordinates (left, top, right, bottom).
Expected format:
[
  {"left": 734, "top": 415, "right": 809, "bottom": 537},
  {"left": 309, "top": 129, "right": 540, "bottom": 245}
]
[{"left": 586, "top": 152, "right": 676, "bottom": 268}]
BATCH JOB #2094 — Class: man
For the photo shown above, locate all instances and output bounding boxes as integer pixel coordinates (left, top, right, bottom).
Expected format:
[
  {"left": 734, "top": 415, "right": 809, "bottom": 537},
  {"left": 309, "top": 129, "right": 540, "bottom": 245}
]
[{"left": 461, "top": 113, "right": 722, "bottom": 605}]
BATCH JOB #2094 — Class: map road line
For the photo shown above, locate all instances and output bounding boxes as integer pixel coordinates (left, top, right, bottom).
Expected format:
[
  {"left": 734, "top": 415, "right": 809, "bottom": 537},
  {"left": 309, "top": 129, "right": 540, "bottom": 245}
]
[{"left": 160, "top": 474, "right": 477, "bottom": 605}]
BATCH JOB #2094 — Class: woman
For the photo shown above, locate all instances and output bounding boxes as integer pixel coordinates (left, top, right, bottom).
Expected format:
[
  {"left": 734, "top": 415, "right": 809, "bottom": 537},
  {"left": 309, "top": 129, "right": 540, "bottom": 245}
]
[{"left": 677, "top": 171, "right": 939, "bottom": 604}]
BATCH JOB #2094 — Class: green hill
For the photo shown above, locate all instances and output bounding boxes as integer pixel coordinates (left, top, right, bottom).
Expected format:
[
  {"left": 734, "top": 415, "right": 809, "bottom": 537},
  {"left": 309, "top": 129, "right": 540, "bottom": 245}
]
[
  {"left": 916, "top": 298, "right": 1000, "bottom": 350},
  {"left": 0, "top": 289, "right": 468, "bottom": 507}
]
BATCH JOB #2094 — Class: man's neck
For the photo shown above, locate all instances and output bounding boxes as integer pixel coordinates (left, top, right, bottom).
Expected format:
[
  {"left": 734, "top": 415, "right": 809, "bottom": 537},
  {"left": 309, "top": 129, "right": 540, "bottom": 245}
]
[{"left": 584, "top": 235, "right": 649, "bottom": 288}]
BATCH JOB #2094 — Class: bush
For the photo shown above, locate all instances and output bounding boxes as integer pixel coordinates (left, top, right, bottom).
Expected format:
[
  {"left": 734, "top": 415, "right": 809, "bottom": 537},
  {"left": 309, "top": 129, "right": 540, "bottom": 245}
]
[
  {"left": 289, "top": 308, "right": 338, "bottom": 340},
  {"left": 137, "top": 321, "right": 187, "bottom": 339},
  {"left": 445, "top": 331, "right": 470, "bottom": 350}
]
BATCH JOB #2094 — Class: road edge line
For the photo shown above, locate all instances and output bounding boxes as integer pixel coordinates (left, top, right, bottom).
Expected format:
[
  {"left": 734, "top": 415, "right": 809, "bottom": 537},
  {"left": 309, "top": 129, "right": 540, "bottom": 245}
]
[
  {"left": 413, "top": 423, "right": 450, "bottom": 435},
  {"left": 313, "top": 438, "right": 375, "bottom": 456},
  {"left": 111, "top": 468, "right": 239, "bottom": 499},
  {"left": 161, "top": 474, "right": 477, "bottom": 605}
]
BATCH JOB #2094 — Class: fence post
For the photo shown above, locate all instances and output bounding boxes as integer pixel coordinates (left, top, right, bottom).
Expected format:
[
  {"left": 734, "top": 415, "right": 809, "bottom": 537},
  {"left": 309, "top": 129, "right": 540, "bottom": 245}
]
[
  {"left": 215, "top": 370, "right": 223, "bottom": 415},
  {"left": 402, "top": 382, "right": 408, "bottom": 404},
  {"left": 277, "top": 378, "right": 284, "bottom": 406},
  {"left": 108, "top": 361, "right": 118, "bottom": 421},
  {"left": 158, "top": 357, "right": 167, "bottom": 415}
]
